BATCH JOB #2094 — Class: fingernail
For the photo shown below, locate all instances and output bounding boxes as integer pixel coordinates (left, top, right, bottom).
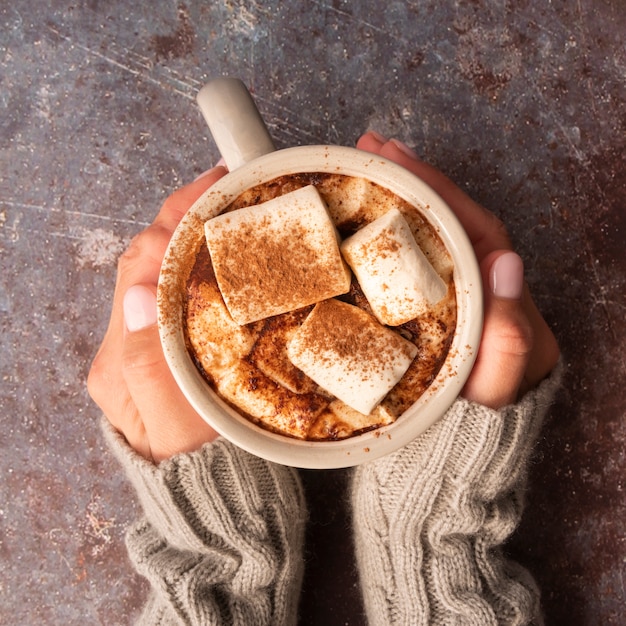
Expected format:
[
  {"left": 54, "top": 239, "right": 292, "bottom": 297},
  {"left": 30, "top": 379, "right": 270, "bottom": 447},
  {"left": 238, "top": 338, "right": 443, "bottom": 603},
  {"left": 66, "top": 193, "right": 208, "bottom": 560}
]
[
  {"left": 390, "top": 138, "right": 419, "bottom": 160},
  {"left": 490, "top": 252, "right": 524, "bottom": 300},
  {"left": 124, "top": 285, "right": 158, "bottom": 332},
  {"left": 367, "top": 130, "right": 388, "bottom": 144},
  {"left": 194, "top": 159, "right": 227, "bottom": 181}
]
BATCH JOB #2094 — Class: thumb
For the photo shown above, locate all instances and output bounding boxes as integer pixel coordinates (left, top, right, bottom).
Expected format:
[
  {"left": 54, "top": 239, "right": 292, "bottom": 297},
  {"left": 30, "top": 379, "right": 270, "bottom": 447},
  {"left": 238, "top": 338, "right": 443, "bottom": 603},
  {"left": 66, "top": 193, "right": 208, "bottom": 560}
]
[
  {"left": 462, "top": 251, "right": 534, "bottom": 409},
  {"left": 122, "top": 285, "right": 218, "bottom": 462}
]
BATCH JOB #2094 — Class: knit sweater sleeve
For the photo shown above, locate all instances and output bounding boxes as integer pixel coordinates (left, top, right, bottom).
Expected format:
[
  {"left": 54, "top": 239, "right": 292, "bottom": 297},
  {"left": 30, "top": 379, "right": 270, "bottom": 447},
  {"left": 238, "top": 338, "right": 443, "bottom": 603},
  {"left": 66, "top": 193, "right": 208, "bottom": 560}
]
[
  {"left": 101, "top": 420, "right": 306, "bottom": 626},
  {"left": 351, "top": 362, "right": 563, "bottom": 626}
]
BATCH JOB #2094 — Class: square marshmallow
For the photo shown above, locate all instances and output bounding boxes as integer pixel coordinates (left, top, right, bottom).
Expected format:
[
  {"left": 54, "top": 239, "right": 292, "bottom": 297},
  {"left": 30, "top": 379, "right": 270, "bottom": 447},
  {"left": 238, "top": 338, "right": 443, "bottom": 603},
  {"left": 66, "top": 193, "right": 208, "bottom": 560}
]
[
  {"left": 204, "top": 185, "right": 351, "bottom": 325},
  {"left": 287, "top": 299, "right": 417, "bottom": 415},
  {"left": 341, "top": 207, "right": 447, "bottom": 326}
]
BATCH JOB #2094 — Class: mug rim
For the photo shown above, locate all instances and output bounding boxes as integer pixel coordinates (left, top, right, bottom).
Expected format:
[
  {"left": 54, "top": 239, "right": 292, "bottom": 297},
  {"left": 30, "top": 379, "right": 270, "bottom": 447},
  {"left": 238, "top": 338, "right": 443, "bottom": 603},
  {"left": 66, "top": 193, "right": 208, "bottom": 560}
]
[{"left": 157, "top": 144, "right": 483, "bottom": 468}]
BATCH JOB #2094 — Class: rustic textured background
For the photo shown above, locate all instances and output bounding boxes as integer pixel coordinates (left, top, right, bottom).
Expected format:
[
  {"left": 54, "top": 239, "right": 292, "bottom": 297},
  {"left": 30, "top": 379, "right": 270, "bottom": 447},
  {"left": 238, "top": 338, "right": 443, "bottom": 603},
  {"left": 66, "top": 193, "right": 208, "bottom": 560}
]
[{"left": 1, "top": 1, "right": 624, "bottom": 624}]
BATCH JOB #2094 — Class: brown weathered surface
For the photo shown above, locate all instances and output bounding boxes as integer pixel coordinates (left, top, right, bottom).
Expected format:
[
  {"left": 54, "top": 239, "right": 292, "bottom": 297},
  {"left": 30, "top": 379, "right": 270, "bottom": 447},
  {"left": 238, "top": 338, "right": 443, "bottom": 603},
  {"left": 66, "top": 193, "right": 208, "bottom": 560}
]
[{"left": 1, "top": 1, "right": 624, "bottom": 624}]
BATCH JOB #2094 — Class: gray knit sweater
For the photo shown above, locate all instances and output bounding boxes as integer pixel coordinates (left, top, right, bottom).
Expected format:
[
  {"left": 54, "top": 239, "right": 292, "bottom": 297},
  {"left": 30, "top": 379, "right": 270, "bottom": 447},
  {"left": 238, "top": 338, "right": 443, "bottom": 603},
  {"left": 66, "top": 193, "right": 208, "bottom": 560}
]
[{"left": 103, "top": 363, "right": 562, "bottom": 625}]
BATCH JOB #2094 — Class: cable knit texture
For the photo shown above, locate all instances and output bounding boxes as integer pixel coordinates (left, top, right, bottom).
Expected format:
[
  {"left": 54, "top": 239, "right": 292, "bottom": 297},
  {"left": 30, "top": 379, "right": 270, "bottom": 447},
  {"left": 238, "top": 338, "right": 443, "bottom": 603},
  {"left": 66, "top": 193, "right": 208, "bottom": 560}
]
[
  {"left": 351, "top": 363, "right": 562, "bottom": 626},
  {"left": 102, "top": 363, "right": 561, "bottom": 625},
  {"left": 102, "top": 422, "right": 307, "bottom": 626}
]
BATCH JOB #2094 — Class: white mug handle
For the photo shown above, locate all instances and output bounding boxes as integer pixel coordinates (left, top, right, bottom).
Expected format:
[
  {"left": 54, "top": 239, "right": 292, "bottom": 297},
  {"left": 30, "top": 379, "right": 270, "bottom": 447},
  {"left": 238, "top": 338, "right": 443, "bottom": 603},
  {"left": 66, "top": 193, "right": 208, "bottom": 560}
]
[{"left": 196, "top": 77, "right": 276, "bottom": 171}]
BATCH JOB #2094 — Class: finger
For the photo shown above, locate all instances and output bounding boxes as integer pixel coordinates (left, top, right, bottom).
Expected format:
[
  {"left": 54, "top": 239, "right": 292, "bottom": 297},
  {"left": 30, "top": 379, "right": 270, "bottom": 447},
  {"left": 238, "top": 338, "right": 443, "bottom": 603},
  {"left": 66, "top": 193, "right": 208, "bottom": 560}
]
[
  {"left": 88, "top": 167, "right": 227, "bottom": 428},
  {"left": 110, "top": 165, "right": 228, "bottom": 343},
  {"left": 462, "top": 251, "right": 534, "bottom": 409},
  {"left": 154, "top": 165, "right": 227, "bottom": 233},
  {"left": 356, "top": 132, "right": 560, "bottom": 401},
  {"left": 122, "top": 165, "right": 228, "bottom": 290},
  {"left": 356, "top": 132, "right": 512, "bottom": 260},
  {"left": 518, "top": 285, "right": 561, "bottom": 394},
  {"left": 87, "top": 338, "right": 143, "bottom": 439},
  {"left": 356, "top": 130, "right": 387, "bottom": 153},
  {"left": 114, "top": 164, "right": 228, "bottom": 331},
  {"left": 122, "top": 285, "right": 218, "bottom": 461}
]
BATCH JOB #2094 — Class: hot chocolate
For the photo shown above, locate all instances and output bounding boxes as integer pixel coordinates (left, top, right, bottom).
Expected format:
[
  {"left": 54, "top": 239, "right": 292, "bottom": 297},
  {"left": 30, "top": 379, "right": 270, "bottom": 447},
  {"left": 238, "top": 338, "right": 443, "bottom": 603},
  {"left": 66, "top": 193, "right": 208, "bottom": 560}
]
[{"left": 184, "top": 172, "right": 457, "bottom": 441}]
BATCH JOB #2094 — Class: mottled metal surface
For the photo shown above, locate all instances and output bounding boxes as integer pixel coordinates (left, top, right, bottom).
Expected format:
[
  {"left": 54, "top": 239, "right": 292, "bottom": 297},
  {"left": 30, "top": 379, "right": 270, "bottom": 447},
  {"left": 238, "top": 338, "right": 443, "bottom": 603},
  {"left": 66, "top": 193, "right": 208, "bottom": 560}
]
[{"left": 1, "top": 1, "right": 624, "bottom": 624}]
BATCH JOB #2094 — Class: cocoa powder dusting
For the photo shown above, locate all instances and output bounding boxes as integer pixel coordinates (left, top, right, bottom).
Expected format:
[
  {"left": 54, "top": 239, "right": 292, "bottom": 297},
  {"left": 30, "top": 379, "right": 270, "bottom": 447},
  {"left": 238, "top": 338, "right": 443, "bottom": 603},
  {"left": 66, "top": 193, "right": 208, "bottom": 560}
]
[
  {"left": 373, "top": 227, "right": 401, "bottom": 259},
  {"left": 216, "top": 223, "right": 334, "bottom": 316},
  {"left": 184, "top": 172, "right": 457, "bottom": 440},
  {"left": 296, "top": 299, "right": 417, "bottom": 383}
]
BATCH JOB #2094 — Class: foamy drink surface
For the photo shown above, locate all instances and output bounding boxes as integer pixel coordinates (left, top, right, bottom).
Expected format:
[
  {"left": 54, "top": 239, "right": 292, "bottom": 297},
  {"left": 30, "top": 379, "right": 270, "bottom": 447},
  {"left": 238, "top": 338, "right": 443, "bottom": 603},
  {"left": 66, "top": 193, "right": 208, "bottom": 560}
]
[{"left": 184, "top": 172, "right": 457, "bottom": 440}]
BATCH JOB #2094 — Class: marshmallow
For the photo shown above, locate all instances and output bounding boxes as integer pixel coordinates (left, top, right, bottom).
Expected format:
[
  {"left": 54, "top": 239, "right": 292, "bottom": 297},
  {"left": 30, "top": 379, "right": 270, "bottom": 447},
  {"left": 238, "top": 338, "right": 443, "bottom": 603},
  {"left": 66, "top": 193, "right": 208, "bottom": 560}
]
[
  {"left": 321, "top": 175, "right": 376, "bottom": 226},
  {"left": 186, "top": 278, "right": 257, "bottom": 373},
  {"left": 215, "top": 361, "right": 330, "bottom": 440},
  {"left": 340, "top": 207, "right": 447, "bottom": 326},
  {"left": 287, "top": 299, "right": 417, "bottom": 415},
  {"left": 205, "top": 185, "right": 351, "bottom": 325},
  {"left": 327, "top": 399, "right": 395, "bottom": 430},
  {"left": 247, "top": 309, "right": 323, "bottom": 394}
]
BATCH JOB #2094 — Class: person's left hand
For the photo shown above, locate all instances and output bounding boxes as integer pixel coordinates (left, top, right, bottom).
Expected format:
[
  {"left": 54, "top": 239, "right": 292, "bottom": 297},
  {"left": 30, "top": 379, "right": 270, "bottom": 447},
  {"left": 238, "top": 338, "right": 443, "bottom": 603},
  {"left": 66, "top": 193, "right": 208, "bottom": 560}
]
[{"left": 88, "top": 166, "right": 227, "bottom": 462}]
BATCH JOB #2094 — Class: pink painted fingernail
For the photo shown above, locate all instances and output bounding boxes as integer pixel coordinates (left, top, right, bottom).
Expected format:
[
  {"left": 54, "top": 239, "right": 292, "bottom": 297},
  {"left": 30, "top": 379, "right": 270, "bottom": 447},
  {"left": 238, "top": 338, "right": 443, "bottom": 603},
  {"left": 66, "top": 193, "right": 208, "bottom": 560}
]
[
  {"left": 490, "top": 252, "right": 524, "bottom": 300},
  {"left": 367, "top": 130, "right": 388, "bottom": 144},
  {"left": 194, "top": 159, "right": 228, "bottom": 181},
  {"left": 123, "top": 285, "right": 158, "bottom": 332},
  {"left": 390, "top": 138, "right": 419, "bottom": 159}
]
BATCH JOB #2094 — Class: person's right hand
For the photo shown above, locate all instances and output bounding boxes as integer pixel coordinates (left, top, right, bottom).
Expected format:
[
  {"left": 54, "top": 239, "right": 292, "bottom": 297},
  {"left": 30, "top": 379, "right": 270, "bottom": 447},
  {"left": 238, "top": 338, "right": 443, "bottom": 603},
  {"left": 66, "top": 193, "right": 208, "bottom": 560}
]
[{"left": 357, "top": 131, "right": 560, "bottom": 409}]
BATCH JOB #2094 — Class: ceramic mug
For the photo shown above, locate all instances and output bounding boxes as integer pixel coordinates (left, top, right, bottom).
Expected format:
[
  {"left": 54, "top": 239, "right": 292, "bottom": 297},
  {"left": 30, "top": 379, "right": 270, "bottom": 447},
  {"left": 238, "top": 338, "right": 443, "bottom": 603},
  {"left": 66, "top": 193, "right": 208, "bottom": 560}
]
[{"left": 157, "top": 77, "right": 483, "bottom": 469}]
